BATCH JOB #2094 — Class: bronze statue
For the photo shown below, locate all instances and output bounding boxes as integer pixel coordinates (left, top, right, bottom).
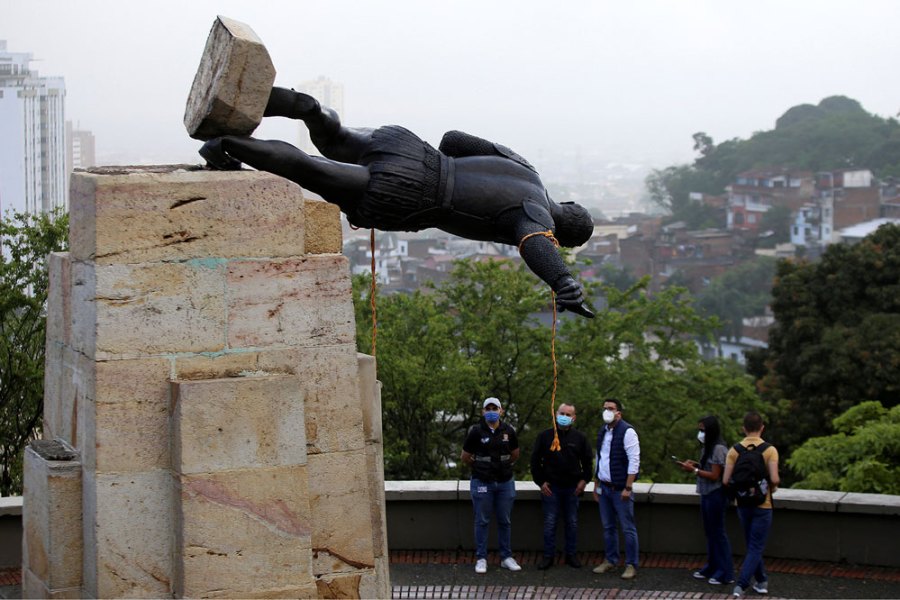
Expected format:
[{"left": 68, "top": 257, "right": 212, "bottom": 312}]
[{"left": 200, "top": 87, "right": 595, "bottom": 317}]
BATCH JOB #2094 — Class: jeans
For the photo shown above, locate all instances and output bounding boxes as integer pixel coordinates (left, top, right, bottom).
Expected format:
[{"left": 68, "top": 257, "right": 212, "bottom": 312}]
[
  {"left": 470, "top": 477, "right": 516, "bottom": 560},
  {"left": 540, "top": 484, "right": 580, "bottom": 557},
  {"left": 698, "top": 487, "right": 734, "bottom": 581},
  {"left": 736, "top": 506, "right": 773, "bottom": 588},
  {"left": 597, "top": 485, "right": 639, "bottom": 566}
]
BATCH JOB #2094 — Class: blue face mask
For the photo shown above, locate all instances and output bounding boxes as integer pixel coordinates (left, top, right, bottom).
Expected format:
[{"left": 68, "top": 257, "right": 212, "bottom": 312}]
[
  {"left": 556, "top": 414, "right": 573, "bottom": 427},
  {"left": 484, "top": 411, "right": 500, "bottom": 423}
]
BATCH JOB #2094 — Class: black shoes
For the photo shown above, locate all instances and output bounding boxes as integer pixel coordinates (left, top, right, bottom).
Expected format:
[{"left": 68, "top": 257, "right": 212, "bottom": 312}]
[
  {"left": 537, "top": 556, "right": 554, "bottom": 570},
  {"left": 565, "top": 554, "right": 582, "bottom": 569}
]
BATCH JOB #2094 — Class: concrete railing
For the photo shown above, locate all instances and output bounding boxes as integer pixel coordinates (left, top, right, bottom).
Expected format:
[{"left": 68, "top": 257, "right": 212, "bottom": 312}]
[
  {"left": 384, "top": 481, "right": 900, "bottom": 568},
  {"left": 4, "top": 482, "right": 899, "bottom": 569}
]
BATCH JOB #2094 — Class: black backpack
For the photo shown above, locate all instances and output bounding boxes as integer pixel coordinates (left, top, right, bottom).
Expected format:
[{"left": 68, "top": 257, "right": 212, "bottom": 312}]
[{"left": 727, "top": 442, "right": 771, "bottom": 507}]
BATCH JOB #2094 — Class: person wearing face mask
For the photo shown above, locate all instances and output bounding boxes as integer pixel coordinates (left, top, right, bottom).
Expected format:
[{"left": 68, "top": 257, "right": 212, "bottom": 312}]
[
  {"left": 677, "top": 415, "right": 735, "bottom": 586},
  {"left": 461, "top": 397, "right": 522, "bottom": 574},
  {"left": 591, "top": 398, "right": 640, "bottom": 580},
  {"left": 530, "top": 403, "right": 594, "bottom": 570}
]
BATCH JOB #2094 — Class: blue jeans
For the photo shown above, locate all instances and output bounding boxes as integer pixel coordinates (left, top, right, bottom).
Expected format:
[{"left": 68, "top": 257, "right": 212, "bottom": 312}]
[
  {"left": 736, "top": 506, "right": 773, "bottom": 588},
  {"left": 698, "top": 487, "right": 734, "bottom": 581},
  {"left": 597, "top": 485, "right": 639, "bottom": 566},
  {"left": 470, "top": 478, "right": 516, "bottom": 560},
  {"left": 540, "top": 484, "right": 580, "bottom": 557}
]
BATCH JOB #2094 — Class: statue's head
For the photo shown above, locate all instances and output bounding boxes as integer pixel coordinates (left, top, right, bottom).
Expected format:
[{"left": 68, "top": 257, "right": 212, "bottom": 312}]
[{"left": 554, "top": 202, "right": 593, "bottom": 247}]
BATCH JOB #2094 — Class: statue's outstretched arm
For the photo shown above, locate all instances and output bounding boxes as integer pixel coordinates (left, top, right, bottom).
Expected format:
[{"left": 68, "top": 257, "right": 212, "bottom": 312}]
[{"left": 513, "top": 218, "right": 594, "bottom": 318}]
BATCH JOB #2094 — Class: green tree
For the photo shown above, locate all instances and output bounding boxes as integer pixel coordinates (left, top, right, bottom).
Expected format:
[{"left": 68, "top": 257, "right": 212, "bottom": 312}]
[
  {"left": 556, "top": 279, "right": 762, "bottom": 482},
  {"left": 354, "top": 260, "right": 763, "bottom": 483},
  {"left": 756, "top": 223, "right": 900, "bottom": 461},
  {"left": 694, "top": 257, "right": 777, "bottom": 340},
  {"left": 787, "top": 401, "right": 900, "bottom": 494},
  {"left": 0, "top": 209, "right": 69, "bottom": 496}
]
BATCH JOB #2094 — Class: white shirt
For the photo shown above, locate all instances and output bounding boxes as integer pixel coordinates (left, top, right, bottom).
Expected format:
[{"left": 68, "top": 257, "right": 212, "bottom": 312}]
[{"left": 596, "top": 424, "right": 640, "bottom": 481}]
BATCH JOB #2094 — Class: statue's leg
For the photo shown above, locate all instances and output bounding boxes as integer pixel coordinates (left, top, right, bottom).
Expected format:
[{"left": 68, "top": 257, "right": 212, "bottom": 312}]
[
  {"left": 204, "top": 136, "right": 369, "bottom": 210},
  {"left": 263, "top": 87, "right": 373, "bottom": 164}
]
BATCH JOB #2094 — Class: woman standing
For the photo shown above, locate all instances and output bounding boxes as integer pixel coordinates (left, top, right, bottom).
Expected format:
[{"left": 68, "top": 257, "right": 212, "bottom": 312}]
[{"left": 678, "top": 415, "right": 735, "bottom": 586}]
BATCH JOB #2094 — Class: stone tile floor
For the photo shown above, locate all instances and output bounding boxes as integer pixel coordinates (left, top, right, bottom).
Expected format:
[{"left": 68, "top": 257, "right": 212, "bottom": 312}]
[{"left": 3, "top": 551, "right": 898, "bottom": 598}]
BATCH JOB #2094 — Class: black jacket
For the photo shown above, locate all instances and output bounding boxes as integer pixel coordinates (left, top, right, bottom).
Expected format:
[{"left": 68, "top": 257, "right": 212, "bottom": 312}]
[
  {"left": 530, "top": 427, "right": 593, "bottom": 488},
  {"left": 463, "top": 419, "right": 519, "bottom": 483}
]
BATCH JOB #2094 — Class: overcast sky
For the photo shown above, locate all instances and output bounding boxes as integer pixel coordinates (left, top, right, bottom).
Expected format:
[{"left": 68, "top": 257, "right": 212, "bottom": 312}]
[{"left": 3, "top": 0, "right": 899, "bottom": 168}]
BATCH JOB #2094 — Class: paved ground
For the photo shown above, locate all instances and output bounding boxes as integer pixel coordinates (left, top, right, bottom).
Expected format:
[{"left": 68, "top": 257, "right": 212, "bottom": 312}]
[
  {"left": 389, "top": 551, "right": 900, "bottom": 599},
  {"left": 3, "top": 551, "right": 899, "bottom": 598}
]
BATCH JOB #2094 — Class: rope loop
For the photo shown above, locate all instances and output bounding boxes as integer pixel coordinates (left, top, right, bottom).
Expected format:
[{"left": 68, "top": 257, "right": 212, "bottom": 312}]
[{"left": 518, "top": 229, "right": 560, "bottom": 253}]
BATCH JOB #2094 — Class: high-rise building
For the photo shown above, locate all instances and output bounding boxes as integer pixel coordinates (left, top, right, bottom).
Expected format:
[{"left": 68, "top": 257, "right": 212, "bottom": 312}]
[
  {"left": 66, "top": 121, "right": 96, "bottom": 171},
  {"left": 296, "top": 76, "right": 344, "bottom": 155},
  {"left": 0, "top": 40, "right": 67, "bottom": 216}
]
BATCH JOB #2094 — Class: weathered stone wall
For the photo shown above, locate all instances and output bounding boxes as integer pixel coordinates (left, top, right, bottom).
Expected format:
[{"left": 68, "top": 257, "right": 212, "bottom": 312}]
[{"left": 28, "top": 166, "right": 388, "bottom": 598}]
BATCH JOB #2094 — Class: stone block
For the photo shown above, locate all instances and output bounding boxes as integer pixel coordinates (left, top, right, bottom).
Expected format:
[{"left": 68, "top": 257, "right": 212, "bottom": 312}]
[
  {"left": 77, "top": 357, "right": 170, "bottom": 472},
  {"left": 87, "top": 470, "right": 174, "bottom": 598},
  {"left": 304, "top": 198, "right": 342, "bottom": 254},
  {"left": 22, "top": 444, "right": 83, "bottom": 593},
  {"left": 69, "top": 260, "right": 97, "bottom": 358},
  {"left": 69, "top": 169, "right": 306, "bottom": 265},
  {"left": 175, "top": 466, "right": 313, "bottom": 597},
  {"left": 360, "top": 565, "right": 390, "bottom": 600},
  {"left": 184, "top": 16, "right": 275, "bottom": 140},
  {"left": 45, "top": 252, "right": 71, "bottom": 346},
  {"left": 43, "top": 345, "right": 91, "bottom": 446},
  {"left": 90, "top": 261, "right": 227, "bottom": 357},
  {"left": 365, "top": 443, "right": 388, "bottom": 561},
  {"left": 307, "top": 449, "right": 376, "bottom": 574},
  {"left": 357, "top": 353, "right": 382, "bottom": 444},
  {"left": 258, "top": 345, "right": 364, "bottom": 455},
  {"left": 226, "top": 256, "right": 355, "bottom": 349},
  {"left": 172, "top": 375, "right": 306, "bottom": 474},
  {"left": 174, "top": 350, "right": 265, "bottom": 381},
  {"left": 315, "top": 573, "right": 363, "bottom": 599}
]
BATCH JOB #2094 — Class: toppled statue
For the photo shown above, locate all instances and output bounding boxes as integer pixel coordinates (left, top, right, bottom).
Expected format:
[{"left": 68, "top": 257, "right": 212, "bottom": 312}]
[{"left": 199, "top": 87, "right": 595, "bottom": 318}]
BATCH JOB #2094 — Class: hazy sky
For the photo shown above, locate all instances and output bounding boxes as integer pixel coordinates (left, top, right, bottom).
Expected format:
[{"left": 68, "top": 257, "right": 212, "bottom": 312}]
[{"left": 3, "top": 0, "right": 899, "bottom": 168}]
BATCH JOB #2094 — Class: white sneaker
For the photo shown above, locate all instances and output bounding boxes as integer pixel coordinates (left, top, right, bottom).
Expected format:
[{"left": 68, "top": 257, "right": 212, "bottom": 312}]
[
  {"left": 475, "top": 558, "right": 487, "bottom": 574},
  {"left": 501, "top": 557, "right": 522, "bottom": 571},
  {"left": 752, "top": 581, "right": 768, "bottom": 594}
]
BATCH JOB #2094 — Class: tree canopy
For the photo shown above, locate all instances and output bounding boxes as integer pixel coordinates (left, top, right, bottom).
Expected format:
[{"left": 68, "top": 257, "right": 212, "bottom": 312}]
[
  {"left": 0, "top": 209, "right": 68, "bottom": 496},
  {"left": 354, "top": 259, "right": 763, "bottom": 484},
  {"left": 752, "top": 224, "right": 900, "bottom": 461},
  {"left": 787, "top": 401, "right": 900, "bottom": 494}
]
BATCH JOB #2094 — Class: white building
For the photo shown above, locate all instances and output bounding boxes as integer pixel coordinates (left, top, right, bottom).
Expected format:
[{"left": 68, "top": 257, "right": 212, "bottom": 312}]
[
  {"left": 66, "top": 121, "right": 96, "bottom": 171},
  {"left": 296, "top": 76, "right": 344, "bottom": 155},
  {"left": 0, "top": 40, "right": 66, "bottom": 216}
]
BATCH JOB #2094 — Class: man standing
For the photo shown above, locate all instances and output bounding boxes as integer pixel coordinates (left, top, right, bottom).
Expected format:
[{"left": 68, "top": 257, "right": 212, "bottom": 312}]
[
  {"left": 530, "top": 403, "right": 593, "bottom": 569},
  {"left": 723, "top": 411, "right": 780, "bottom": 598},
  {"left": 592, "top": 398, "right": 640, "bottom": 580},
  {"left": 461, "top": 397, "right": 522, "bottom": 574}
]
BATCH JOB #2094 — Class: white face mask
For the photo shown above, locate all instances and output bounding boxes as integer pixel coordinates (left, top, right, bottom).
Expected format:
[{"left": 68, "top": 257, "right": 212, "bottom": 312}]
[
  {"left": 697, "top": 431, "right": 706, "bottom": 444},
  {"left": 602, "top": 409, "right": 616, "bottom": 424}
]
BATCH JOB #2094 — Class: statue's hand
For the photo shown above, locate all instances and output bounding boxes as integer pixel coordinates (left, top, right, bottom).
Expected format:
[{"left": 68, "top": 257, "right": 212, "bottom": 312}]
[
  {"left": 199, "top": 137, "right": 243, "bottom": 170},
  {"left": 553, "top": 276, "right": 595, "bottom": 319}
]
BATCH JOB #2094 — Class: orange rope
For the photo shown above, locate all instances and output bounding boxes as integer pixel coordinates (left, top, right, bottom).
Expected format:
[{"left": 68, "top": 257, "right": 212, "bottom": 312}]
[
  {"left": 518, "top": 230, "right": 563, "bottom": 452},
  {"left": 369, "top": 229, "right": 377, "bottom": 358},
  {"left": 549, "top": 291, "right": 560, "bottom": 451},
  {"left": 518, "top": 229, "right": 559, "bottom": 253}
]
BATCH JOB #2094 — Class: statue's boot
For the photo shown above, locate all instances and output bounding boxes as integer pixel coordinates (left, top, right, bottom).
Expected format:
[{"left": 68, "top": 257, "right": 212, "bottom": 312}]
[
  {"left": 263, "top": 87, "right": 321, "bottom": 119},
  {"left": 199, "top": 137, "right": 243, "bottom": 170}
]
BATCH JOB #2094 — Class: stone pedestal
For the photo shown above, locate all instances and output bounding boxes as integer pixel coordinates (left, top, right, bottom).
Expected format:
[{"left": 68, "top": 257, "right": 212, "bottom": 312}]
[{"left": 26, "top": 166, "right": 388, "bottom": 598}]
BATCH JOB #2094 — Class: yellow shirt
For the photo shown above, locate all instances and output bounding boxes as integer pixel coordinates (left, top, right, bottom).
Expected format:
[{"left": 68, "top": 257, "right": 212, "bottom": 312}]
[{"left": 726, "top": 436, "right": 779, "bottom": 509}]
